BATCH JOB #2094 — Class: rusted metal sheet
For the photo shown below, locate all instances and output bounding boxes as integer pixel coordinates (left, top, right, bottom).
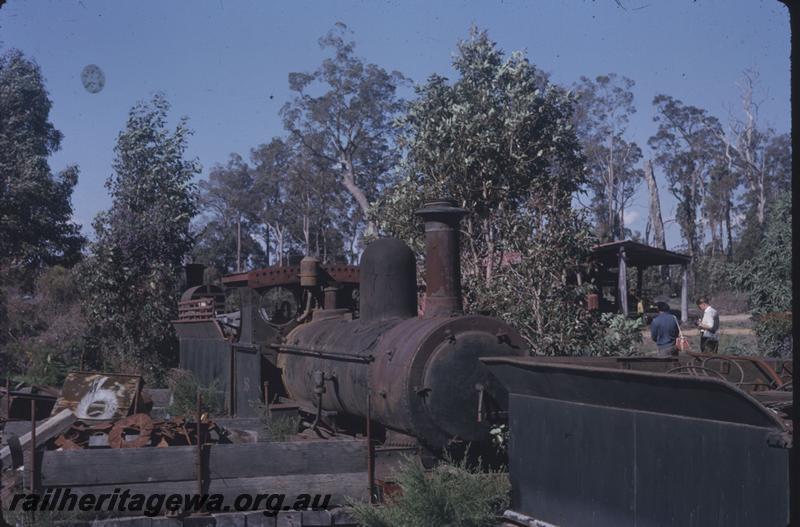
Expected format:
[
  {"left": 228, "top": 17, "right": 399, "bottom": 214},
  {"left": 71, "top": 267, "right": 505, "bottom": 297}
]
[
  {"left": 52, "top": 372, "right": 142, "bottom": 420},
  {"left": 528, "top": 353, "right": 791, "bottom": 394},
  {"left": 178, "top": 333, "right": 230, "bottom": 397},
  {"left": 483, "top": 357, "right": 790, "bottom": 527},
  {"left": 108, "top": 413, "right": 154, "bottom": 448}
]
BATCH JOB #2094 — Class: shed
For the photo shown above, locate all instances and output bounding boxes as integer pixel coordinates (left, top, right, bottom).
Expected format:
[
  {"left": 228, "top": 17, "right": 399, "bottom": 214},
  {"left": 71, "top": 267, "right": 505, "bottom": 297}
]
[{"left": 588, "top": 240, "right": 692, "bottom": 321}]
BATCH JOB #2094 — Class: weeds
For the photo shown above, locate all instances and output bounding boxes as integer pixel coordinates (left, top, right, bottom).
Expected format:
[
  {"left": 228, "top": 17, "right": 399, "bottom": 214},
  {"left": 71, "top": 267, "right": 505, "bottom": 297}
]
[
  {"left": 250, "top": 399, "right": 299, "bottom": 441},
  {"left": 166, "top": 368, "right": 224, "bottom": 417},
  {"left": 349, "top": 454, "right": 510, "bottom": 527}
]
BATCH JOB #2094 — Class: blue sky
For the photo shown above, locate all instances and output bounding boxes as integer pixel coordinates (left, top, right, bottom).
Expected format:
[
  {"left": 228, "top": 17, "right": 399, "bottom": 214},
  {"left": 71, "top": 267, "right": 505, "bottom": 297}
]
[{"left": 0, "top": 0, "right": 790, "bottom": 249}]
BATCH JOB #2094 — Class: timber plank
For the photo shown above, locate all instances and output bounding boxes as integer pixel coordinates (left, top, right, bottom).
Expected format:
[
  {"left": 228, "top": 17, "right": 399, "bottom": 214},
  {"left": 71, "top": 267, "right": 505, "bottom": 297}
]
[
  {"left": 0, "top": 409, "right": 75, "bottom": 466},
  {"left": 208, "top": 440, "right": 367, "bottom": 480},
  {"left": 40, "top": 440, "right": 367, "bottom": 487},
  {"left": 40, "top": 444, "right": 197, "bottom": 485}
]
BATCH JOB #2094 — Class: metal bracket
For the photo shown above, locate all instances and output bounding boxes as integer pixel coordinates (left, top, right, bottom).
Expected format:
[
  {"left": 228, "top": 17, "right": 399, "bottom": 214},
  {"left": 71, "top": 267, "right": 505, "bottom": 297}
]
[{"left": 766, "top": 430, "right": 792, "bottom": 449}]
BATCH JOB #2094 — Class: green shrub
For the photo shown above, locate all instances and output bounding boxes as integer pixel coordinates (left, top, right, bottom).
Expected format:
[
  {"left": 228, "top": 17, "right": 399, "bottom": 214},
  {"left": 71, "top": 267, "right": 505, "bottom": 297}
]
[
  {"left": 250, "top": 399, "right": 300, "bottom": 441},
  {"left": 592, "top": 313, "right": 643, "bottom": 356},
  {"left": 166, "top": 368, "right": 224, "bottom": 417},
  {"left": 752, "top": 312, "right": 792, "bottom": 357},
  {"left": 349, "top": 455, "right": 510, "bottom": 527},
  {"left": 729, "top": 196, "right": 792, "bottom": 357}
]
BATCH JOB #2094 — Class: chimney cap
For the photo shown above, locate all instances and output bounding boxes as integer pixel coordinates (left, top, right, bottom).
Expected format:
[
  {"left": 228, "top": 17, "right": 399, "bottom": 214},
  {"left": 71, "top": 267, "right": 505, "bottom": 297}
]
[{"left": 415, "top": 199, "right": 468, "bottom": 221}]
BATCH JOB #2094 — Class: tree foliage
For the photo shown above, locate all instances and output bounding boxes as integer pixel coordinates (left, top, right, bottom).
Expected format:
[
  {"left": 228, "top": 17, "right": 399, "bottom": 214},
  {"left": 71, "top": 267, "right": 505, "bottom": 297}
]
[
  {"left": 730, "top": 196, "right": 792, "bottom": 356},
  {"left": 378, "top": 28, "right": 597, "bottom": 354},
  {"left": 194, "top": 154, "right": 265, "bottom": 275},
  {"left": 0, "top": 49, "right": 84, "bottom": 286},
  {"left": 1, "top": 266, "right": 86, "bottom": 385},
  {"left": 573, "top": 74, "right": 643, "bottom": 241},
  {"left": 80, "top": 94, "right": 200, "bottom": 380},
  {"left": 282, "top": 22, "right": 406, "bottom": 248}
]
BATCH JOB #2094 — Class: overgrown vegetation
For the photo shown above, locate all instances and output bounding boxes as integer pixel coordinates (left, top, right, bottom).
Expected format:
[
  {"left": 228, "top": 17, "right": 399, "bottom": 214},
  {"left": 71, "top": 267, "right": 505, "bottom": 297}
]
[
  {"left": 377, "top": 29, "right": 599, "bottom": 355},
  {"left": 592, "top": 313, "right": 644, "bottom": 356},
  {"left": 166, "top": 369, "right": 224, "bottom": 417},
  {"left": 250, "top": 399, "right": 300, "bottom": 441},
  {"left": 79, "top": 95, "right": 200, "bottom": 383},
  {"left": 2, "top": 266, "right": 86, "bottom": 386},
  {"left": 349, "top": 455, "right": 510, "bottom": 527},
  {"left": 730, "top": 196, "right": 793, "bottom": 356}
]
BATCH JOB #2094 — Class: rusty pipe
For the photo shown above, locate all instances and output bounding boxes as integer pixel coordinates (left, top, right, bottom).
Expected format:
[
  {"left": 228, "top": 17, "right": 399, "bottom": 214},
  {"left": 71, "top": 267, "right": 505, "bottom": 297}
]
[
  {"left": 415, "top": 200, "right": 467, "bottom": 318},
  {"left": 29, "top": 399, "right": 36, "bottom": 494},
  {"left": 196, "top": 392, "right": 203, "bottom": 501},
  {"left": 366, "top": 390, "right": 375, "bottom": 504}
]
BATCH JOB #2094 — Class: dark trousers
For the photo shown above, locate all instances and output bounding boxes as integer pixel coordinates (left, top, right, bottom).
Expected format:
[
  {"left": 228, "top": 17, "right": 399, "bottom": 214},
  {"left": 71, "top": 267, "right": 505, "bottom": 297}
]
[
  {"left": 657, "top": 344, "right": 678, "bottom": 357},
  {"left": 701, "top": 336, "right": 719, "bottom": 354}
]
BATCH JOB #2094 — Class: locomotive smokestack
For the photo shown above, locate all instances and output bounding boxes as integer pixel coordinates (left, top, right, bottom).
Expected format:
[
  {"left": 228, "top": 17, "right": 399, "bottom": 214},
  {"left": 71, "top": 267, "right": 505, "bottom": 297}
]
[{"left": 415, "top": 200, "right": 467, "bottom": 318}]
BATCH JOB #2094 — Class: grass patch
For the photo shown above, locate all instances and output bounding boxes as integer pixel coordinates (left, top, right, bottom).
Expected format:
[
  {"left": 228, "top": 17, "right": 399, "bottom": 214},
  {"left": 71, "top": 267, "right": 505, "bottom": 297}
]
[
  {"left": 349, "top": 455, "right": 510, "bottom": 527},
  {"left": 250, "top": 399, "right": 300, "bottom": 441},
  {"left": 633, "top": 330, "right": 759, "bottom": 356}
]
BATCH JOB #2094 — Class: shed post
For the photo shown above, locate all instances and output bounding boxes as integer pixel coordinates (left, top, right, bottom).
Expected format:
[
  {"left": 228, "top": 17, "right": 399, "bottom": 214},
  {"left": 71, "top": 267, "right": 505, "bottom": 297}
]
[
  {"left": 618, "top": 247, "right": 628, "bottom": 316},
  {"left": 680, "top": 265, "right": 689, "bottom": 323},
  {"left": 636, "top": 266, "right": 644, "bottom": 298}
]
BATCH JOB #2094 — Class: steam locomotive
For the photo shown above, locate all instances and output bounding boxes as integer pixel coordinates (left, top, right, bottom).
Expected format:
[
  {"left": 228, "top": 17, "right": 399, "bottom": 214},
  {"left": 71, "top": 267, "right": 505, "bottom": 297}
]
[{"left": 173, "top": 200, "right": 525, "bottom": 453}]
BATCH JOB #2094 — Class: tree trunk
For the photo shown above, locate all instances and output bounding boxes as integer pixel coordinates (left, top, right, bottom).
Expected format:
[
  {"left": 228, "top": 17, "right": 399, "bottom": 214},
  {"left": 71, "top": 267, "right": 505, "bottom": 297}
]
[
  {"left": 483, "top": 218, "right": 494, "bottom": 286},
  {"left": 341, "top": 156, "right": 376, "bottom": 237},
  {"left": 757, "top": 176, "right": 766, "bottom": 225},
  {"left": 607, "top": 135, "right": 617, "bottom": 240},
  {"left": 236, "top": 215, "right": 242, "bottom": 273},
  {"left": 725, "top": 202, "right": 733, "bottom": 259},
  {"left": 643, "top": 160, "right": 666, "bottom": 250},
  {"left": 708, "top": 216, "right": 719, "bottom": 257},
  {"left": 264, "top": 226, "right": 272, "bottom": 267},
  {"left": 303, "top": 214, "right": 310, "bottom": 255}
]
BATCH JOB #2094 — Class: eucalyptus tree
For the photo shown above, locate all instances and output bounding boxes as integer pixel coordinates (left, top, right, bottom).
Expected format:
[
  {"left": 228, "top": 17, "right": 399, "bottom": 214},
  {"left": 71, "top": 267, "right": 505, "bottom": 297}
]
[
  {"left": 648, "top": 95, "right": 724, "bottom": 262},
  {"left": 195, "top": 154, "right": 263, "bottom": 274},
  {"left": 281, "top": 23, "right": 406, "bottom": 249},
  {"left": 379, "top": 28, "right": 597, "bottom": 354},
  {"left": 80, "top": 95, "right": 200, "bottom": 378},
  {"left": 0, "top": 49, "right": 83, "bottom": 287},
  {"left": 573, "top": 74, "right": 643, "bottom": 241}
]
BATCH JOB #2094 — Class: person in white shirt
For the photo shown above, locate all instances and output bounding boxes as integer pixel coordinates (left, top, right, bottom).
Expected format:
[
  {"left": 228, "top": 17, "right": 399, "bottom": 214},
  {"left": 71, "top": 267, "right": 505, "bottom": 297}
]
[{"left": 695, "top": 296, "right": 719, "bottom": 353}]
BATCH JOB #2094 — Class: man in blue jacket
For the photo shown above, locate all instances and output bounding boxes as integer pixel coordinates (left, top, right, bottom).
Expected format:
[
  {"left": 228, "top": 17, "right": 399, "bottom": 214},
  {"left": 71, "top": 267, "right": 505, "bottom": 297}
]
[{"left": 650, "top": 301, "right": 680, "bottom": 357}]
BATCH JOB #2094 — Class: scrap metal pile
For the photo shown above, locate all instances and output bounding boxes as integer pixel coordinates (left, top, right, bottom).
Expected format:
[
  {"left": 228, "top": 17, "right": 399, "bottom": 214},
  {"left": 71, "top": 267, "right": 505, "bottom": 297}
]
[
  {"left": 1, "top": 371, "right": 236, "bottom": 460},
  {"left": 51, "top": 413, "right": 228, "bottom": 450}
]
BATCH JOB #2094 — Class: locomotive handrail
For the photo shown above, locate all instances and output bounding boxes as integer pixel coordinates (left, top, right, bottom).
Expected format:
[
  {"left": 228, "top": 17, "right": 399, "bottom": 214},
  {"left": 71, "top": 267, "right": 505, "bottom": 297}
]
[{"left": 271, "top": 343, "right": 374, "bottom": 363}]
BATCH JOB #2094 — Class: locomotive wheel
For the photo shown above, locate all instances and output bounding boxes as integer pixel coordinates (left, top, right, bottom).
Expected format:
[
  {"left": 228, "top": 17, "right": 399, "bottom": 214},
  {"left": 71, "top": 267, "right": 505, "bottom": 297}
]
[{"left": 109, "top": 413, "right": 154, "bottom": 448}]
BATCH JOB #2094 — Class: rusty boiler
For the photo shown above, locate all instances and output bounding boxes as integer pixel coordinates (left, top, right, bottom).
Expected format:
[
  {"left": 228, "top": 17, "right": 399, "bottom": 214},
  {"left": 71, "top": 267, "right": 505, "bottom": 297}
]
[{"left": 277, "top": 200, "right": 525, "bottom": 451}]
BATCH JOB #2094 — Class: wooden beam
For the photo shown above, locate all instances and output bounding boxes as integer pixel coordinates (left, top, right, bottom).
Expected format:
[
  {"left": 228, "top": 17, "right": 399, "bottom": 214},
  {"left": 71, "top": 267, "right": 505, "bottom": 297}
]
[
  {"left": 618, "top": 248, "right": 628, "bottom": 316},
  {"left": 0, "top": 409, "right": 74, "bottom": 467},
  {"left": 681, "top": 265, "right": 689, "bottom": 323},
  {"left": 636, "top": 266, "right": 644, "bottom": 298},
  {"left": 40, "top": 439, "right": 367, "bottom": 487}
]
